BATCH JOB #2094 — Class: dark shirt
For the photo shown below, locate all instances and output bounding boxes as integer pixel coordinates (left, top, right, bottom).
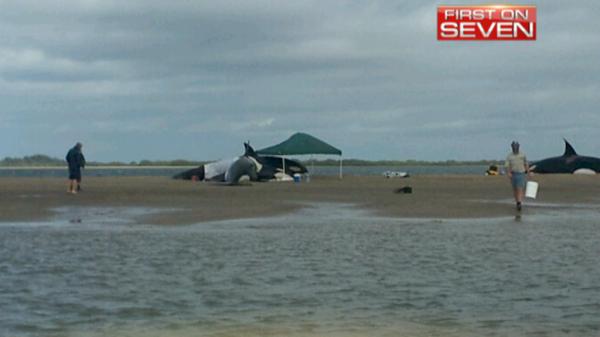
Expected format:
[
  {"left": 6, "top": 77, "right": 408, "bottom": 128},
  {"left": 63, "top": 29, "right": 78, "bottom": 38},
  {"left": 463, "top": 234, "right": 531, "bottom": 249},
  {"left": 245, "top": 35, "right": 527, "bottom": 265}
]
[{"left": 66, "top": 147, "right": 86, "bottom": 170}]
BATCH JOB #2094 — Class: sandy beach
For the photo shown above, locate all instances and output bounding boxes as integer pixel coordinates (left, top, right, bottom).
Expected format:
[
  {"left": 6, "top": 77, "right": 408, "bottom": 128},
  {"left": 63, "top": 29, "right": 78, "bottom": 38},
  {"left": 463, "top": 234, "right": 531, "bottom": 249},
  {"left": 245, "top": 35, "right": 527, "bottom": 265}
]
[{"left": 1, "top": 174, "right": 599, "bottom": 224}]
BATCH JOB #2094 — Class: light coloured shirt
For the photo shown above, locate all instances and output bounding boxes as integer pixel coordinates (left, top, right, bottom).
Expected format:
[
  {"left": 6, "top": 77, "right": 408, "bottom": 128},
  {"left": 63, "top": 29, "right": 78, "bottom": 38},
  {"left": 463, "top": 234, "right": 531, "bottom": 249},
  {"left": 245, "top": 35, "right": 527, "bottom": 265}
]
[{"left": 505, "top": 152, "right": 528, "bottom": 173}]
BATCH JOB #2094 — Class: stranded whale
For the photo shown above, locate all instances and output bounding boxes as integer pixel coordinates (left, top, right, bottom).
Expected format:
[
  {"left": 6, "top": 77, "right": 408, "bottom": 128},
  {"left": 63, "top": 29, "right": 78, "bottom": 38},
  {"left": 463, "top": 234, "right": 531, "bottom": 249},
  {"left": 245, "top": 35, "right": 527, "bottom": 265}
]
[
  {"left": 530, "top": 139, "right": 600, "bottom": 174},
  {"left": 242, "top": 143, "right": 307, "bottom": 179},
  {"left": 173, "top": 143, "right": 307, "bottom": 182}
]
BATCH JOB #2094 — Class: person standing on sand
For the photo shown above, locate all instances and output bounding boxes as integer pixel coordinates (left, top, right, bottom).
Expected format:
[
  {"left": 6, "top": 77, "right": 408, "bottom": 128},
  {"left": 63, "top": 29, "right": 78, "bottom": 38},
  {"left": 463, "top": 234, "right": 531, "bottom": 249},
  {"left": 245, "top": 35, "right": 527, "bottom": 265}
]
[
  {"left": 505, "top": 141, "right": 529, "bottom": 211},
  {"left": 66, "top": 142, "right": 86, "bottom": 194}
]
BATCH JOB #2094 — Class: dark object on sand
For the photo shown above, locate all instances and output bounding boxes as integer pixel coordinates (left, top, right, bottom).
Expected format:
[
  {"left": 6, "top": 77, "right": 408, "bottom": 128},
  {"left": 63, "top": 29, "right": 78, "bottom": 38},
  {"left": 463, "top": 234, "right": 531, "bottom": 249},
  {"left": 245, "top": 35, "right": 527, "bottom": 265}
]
[
  {"left": 530, "top": 139, "right": 600, "bottom": 174},
  {"left": 485, "top": 165, "right": 499, "bottom": 176},
  {"left": 394, "top": 186, "right": 413, "bottom": 194}
]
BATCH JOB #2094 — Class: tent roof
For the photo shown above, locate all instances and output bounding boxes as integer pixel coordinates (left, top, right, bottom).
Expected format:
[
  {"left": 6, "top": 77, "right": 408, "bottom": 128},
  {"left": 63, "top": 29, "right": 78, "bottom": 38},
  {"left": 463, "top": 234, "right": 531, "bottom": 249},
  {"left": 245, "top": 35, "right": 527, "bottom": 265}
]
[{"left": 257, "top": 132, "right": 342, "bottom": 156}]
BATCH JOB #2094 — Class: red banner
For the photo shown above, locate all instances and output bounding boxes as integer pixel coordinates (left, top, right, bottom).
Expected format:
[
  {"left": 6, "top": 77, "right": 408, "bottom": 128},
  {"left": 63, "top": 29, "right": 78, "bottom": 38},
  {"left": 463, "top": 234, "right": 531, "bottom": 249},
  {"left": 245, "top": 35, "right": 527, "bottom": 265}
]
[{"left": 437, "top": 5, "right": 536, "bottom": 40}]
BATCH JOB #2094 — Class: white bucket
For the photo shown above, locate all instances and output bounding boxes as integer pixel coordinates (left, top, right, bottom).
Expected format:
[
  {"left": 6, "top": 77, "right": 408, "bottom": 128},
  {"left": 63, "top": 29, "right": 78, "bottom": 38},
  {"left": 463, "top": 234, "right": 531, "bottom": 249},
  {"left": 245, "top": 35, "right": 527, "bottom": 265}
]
[{"left": 525, "top": 181, "right": 539, "bottom": 199}]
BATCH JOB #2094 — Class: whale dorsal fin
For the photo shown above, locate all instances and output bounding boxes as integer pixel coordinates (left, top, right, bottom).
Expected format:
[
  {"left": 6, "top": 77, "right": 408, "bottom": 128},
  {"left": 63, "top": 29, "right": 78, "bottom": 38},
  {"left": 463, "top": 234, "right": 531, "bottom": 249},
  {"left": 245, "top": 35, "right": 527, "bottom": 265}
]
[
  {"left": 244, "top": 142, "right": 258, "bottom": 157},
  {"left": 563, "top": 139, "right": 577, "bottom": 156}
]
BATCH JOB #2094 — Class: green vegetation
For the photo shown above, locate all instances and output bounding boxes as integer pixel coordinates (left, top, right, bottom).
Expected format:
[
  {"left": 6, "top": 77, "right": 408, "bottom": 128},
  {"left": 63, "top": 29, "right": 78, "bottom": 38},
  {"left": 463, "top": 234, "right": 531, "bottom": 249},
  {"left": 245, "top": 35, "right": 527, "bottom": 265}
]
[
  {"left": 1, "top": 154, "right": 501, "bottom": 167},
  {"left": 0, "top": 155, "right": 206, "bottom": 167},
  {"left": 303, "top": 159, "right": 502, "bottom": 166},
  {"left": 0, "top": 155, "right": 65, "bottom": 167}
]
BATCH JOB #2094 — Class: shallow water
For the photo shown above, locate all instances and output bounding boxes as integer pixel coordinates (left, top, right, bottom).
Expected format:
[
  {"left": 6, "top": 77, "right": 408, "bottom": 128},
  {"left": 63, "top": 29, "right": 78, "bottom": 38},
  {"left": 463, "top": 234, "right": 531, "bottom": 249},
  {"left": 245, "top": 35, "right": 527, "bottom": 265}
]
[{"left": 1, "top": 205, "right": 599, "bottom": 337}]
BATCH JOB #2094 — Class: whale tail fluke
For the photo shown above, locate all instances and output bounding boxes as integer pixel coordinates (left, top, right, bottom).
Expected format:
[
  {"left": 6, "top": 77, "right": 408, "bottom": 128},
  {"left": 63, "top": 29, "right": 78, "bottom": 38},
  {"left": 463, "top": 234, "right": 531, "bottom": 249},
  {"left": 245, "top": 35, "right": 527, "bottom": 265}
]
[{"left": 563, "top": 139, "right": 577, "bottom": 156}]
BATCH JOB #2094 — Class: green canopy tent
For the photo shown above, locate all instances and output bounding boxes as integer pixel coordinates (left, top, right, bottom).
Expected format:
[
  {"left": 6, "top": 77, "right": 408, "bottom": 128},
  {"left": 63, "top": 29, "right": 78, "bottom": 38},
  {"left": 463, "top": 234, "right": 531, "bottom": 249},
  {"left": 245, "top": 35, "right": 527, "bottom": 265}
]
[{"left": 257, "top": 132, "right": 343, "bottom": 178}]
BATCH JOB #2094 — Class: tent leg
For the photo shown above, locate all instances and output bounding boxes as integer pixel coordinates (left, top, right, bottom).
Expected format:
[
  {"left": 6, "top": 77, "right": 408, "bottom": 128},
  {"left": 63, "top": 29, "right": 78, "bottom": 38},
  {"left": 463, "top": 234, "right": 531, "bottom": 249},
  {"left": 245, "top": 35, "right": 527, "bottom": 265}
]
[
  {"left": 339, "top": 157, "right": 343, "bottom": 179},
  {"left": 282, "top": 156, "right": 285, "bottom": 176}
]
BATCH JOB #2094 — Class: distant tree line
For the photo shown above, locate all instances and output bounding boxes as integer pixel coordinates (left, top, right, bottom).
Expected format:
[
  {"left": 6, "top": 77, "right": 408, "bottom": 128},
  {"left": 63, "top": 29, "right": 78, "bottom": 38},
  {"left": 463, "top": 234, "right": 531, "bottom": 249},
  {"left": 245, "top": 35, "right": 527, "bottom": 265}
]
[
  {"left": 0, "top": 155, "right": 65, "bottom": 167},
  {"left": 304, "top": 159, "right": 503, "bottom": 166},
  {"left": 1, "top": 154, "right": 502, "bottom": 167},
  {"left": 0, "top": 155, "right": 206, "bottom": 167}
]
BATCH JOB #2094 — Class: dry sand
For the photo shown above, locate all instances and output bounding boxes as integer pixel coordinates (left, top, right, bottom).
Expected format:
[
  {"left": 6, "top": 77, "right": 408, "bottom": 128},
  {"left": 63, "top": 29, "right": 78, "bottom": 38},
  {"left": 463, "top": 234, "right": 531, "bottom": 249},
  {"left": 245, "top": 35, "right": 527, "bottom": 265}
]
[{"left": 1, "top": 175, "right": 599, "bottom": 224}]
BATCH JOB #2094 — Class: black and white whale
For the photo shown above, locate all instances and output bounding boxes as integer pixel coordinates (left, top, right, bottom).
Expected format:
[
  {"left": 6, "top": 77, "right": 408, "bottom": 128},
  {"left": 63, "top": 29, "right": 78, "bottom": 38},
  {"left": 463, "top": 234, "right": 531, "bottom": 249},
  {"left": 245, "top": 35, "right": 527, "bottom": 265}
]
[
  {"left": 173, "top": 156, "right": 257, "bottom": 184},
  {"left": 243, "top": 143, "right": 307, "bottom": 179},
  {"left": 530, "top": 139, "right": 600, "bottom": 174},
  {"left": 225, "top": 156, "right": 258, "bottom": 184},
  {"left": 173, "top": 143, "right": 307, "bottom": 182}
]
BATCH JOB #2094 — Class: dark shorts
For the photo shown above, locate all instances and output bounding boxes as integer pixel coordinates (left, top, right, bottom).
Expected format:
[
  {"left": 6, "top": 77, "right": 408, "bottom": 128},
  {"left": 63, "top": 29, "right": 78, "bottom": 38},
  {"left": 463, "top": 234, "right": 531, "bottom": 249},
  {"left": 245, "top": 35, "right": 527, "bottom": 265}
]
[
  {"left": 511, "top": 172, "right": 526, "bottom": 189},
  {"left": 69, "top": 168, "right": 81, "bottom": 181}
]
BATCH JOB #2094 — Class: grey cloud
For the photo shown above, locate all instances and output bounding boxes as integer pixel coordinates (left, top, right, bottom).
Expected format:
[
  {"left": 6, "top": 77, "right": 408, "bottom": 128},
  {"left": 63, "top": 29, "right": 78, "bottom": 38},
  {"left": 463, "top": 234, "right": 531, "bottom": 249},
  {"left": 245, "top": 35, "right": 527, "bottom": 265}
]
[{"left": 1, "top": 1, "right": 599, "bottom": 161}]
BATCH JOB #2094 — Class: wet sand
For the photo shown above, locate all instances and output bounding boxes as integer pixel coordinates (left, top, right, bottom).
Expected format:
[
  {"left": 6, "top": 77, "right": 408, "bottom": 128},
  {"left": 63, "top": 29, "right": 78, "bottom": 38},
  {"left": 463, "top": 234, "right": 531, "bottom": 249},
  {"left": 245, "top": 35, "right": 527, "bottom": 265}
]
[{"left": 1, "top": 175, "right": 599, "bottom": 224}]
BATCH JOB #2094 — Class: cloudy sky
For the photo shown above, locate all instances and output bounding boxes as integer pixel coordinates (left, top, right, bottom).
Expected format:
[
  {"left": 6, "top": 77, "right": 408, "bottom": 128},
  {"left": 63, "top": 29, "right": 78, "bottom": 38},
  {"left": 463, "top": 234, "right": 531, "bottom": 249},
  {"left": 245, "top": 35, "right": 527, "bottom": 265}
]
[{"left": 1, "top": 0, "right": 599, "bottom": 161}]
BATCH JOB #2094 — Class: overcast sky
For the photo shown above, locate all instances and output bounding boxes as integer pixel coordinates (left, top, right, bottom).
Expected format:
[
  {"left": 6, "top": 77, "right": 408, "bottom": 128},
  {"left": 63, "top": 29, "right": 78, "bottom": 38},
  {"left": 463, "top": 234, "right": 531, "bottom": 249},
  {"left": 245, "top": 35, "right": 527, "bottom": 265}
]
[{"left": 1, "top": 0, "right": 599, "bottom": 161}]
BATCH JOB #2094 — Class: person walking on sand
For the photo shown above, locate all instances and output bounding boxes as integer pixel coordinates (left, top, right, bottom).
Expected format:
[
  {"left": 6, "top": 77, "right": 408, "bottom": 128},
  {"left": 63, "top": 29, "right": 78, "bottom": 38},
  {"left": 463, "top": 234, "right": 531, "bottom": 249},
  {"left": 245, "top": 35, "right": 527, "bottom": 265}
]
[
  {"left": 505, "top": 141, "right": 529, "bottom": 211},
  {"left": 66, "top": 142, "right": 86, "bottom": 194}
]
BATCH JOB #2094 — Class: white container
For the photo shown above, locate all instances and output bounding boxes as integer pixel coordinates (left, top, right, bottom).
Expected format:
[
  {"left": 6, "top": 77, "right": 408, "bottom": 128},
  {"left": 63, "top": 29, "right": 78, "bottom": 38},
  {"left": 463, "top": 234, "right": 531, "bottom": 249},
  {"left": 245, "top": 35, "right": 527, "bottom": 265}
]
[{"left": 525, "top": 181, "right": 539, "bottom": 199}]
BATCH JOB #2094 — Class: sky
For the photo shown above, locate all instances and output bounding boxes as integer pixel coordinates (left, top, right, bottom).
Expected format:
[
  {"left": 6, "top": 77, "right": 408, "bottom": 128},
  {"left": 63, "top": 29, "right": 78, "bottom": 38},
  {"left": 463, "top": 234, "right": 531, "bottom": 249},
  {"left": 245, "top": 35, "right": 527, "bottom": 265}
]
[{"left": 1, "top": 0, "right": 599, "bottom": 161}]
